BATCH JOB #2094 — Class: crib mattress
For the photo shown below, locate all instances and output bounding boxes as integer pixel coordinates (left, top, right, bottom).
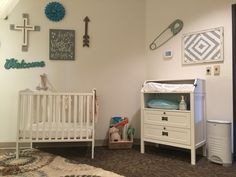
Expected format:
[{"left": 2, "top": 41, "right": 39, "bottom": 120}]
[{"left": 19, "top": 122, "right": 93, "bottom": 140}]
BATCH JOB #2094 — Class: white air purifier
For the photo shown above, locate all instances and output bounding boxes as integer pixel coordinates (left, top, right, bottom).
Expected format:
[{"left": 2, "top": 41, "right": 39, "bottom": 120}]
[{"left": 207, "top": 120, "right": 232, "bottom": 166}]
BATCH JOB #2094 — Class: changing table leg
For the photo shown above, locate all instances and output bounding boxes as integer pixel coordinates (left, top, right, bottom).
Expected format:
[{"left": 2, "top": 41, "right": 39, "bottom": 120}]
[
  {"left": 202, "top": 144, "right": 207, "bottom": 157},
  {"left": 141, "top": 140, "right": 145, "bottom": 153},
  {"left": 191, "top": 149, "right": 196, "bottom": 165},
  {"left": 91, "top": 140, "right": 94, "bottom": 159}
]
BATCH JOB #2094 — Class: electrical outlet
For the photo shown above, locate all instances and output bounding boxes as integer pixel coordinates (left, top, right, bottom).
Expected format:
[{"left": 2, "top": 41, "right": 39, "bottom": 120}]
[
  {"left": 206, "top": 66, "right": 211, "bottom": 75},
  {"left": 214, "top": 65, "right": 220, "bottom": 75}
]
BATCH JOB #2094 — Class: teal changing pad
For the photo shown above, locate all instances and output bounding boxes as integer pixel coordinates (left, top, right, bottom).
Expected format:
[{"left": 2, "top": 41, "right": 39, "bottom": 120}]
[{"left": 147, "top": 99, "right": 179, "bottom": 110}]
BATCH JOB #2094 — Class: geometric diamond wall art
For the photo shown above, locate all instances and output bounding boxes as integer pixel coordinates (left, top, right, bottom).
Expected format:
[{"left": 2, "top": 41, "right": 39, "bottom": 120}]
[{"left": 182, "top": 27, "right": 223, "bottom": 64}]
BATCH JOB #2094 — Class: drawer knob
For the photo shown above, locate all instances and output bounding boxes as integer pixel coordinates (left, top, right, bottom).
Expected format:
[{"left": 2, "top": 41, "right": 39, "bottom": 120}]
[
  {"left": 162, "top": 116, "right": 168, "bottom": 121},
  {"left": 163, "top": 112, "right": 166, "bottom": 114},
  {"left": 163, "top": 127, "right": 166, "bottom": 130},
  {"left": 162, "top": 131, "right": 168, "bottom": 136}
]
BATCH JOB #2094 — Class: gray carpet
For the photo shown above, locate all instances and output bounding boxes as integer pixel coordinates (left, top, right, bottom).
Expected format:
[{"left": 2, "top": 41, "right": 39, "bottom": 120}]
[{"left": 41, "top": 145, "right": 236, "bottom": 177}]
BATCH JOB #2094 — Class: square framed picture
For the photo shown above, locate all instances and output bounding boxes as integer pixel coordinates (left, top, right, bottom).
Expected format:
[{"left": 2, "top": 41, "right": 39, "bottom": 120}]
[
  {"left": 49, "top": 29, "right": 75, "bottom": 60},
  {"left": 182, "top": 27, "right": 224, "bottom": 64}
]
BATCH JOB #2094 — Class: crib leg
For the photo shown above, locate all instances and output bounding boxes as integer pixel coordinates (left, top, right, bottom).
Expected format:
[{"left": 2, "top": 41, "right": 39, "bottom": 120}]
[
  {"left": 92, "top": 140, "right": 94, "bottom": 159},
  {"left": 16, "top": 142, "right": 19, "bottom": 159},
  {"left": 30, "top": 142, "right": 33, "bottom": 149}
]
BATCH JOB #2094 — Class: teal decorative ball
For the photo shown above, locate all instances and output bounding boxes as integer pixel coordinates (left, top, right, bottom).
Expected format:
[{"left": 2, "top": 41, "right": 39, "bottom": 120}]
[{"left": 45, "top": 2, "right": 65, "bottom": 22}]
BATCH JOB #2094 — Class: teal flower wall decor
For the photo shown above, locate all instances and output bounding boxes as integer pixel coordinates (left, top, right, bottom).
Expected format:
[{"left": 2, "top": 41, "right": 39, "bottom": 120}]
[{"left": 45, "top": 2, "right": 65, "bottom": 22}]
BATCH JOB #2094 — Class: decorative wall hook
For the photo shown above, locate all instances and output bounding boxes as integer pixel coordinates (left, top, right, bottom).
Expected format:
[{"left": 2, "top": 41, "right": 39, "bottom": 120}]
[{"left": 149, "top": 19, "right": 183, "bottom": 50}]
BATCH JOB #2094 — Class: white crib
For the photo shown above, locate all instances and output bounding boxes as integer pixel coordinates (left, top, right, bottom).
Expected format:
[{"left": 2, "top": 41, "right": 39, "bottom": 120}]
[{"left": 16, "top": 89, "right": 96, "bottom": 159}]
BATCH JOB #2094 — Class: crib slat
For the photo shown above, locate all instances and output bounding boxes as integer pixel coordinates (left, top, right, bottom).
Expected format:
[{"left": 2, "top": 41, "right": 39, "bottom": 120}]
[
  {"left": 25, "top": 95, "right": 30, "bottom": 140},
  {"left": 36, "top": 95, "right": 40, "bottom": 140},
  {"left": 27, "top": 95, "right": 32, "bottom": 140},
  {"left": 29, "top": 95, "right": 33, "bottom": 141},
  {"left": 55, "top": 95, "right": 60, "bottom": 140},
  {"left": 79, "top": 96, "right": 83, "bottom": 139},
  {"left": 42, "top": 95, "right": 47, "bottom": 140},
  {"left": 21, "top": 96, "right": 26, "bottom": 140},
  {"left": 49, "top": 95, "right": 53, "bottom": 140},
  {"left": 52, "top": 95, "right": 57, "bottom": 140},
  {"left": 21, "top": 95, "right": 26, "bottom": 140},
  {"left": 22, "top": 95, "right": 26, "bottom": 140},
  {"left": 55, "top": 96, "right": 58, "bottom": 139},
  {"left": 86, "top": 96, "right": 89, "bottom": 139},
  {"left": 62, "top": 95, "right": 66, "bottom": 139},
  {"left": 68, "top": 96, "right": 72, "bottom": 140},
  {"left": 92, "top": 90, "right": 96, "bottom": 159},
  {"left": 59, "top": 95, "right": 62, "bottom": 140},
  {"left": 48, "top": 95, "right": 53, "bottom": 140},
  {"left": 73, "top": 96, "right": 77, "bottom": 140},
  {"left": 16, "top": 93, "right": 22, "bottom": 159},
  {"left": 17, "top": 94, "right": 22, "bottom": 143}
]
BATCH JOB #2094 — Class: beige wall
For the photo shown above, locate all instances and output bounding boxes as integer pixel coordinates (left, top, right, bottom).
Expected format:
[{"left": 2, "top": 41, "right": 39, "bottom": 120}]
[
  {"left": 146, "top": 0, "right": 235, "bottom": 124},
  {"left": 0, "top": 0, "right": 146, "bottom": 142},
  {"left": 1, "top": 0, "right": 235, "bottom": 144}
]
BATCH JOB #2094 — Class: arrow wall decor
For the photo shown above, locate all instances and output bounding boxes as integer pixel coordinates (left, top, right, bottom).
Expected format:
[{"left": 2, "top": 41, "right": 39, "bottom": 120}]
[{"left": 83, "top": 16, "right": 90, "bottom": 47}]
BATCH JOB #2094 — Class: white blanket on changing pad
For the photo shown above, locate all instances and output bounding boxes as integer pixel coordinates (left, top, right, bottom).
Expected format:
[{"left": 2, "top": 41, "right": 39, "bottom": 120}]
[{"left": 141, "top": 82, "right": 195, "bottom": 92}]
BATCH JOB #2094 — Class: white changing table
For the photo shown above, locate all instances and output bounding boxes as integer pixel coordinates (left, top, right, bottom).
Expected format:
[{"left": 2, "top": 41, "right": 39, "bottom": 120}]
[{"left": 140, "top": 79, "right": 206, "bottom": 165}]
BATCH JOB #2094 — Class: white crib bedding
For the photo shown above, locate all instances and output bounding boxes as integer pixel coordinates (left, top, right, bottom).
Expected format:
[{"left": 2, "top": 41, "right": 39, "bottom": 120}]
[
  {"left": 19, "top": 122, "right": 93, "bottom": 140},
  {"left": 141, "top": 82, "right": 195, "bottom": 93}
]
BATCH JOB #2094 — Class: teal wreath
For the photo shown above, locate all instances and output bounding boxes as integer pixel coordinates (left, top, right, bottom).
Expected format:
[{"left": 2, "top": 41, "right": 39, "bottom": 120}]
[{"left": 45, "top": 2, "right": 65, "bottom": 22}]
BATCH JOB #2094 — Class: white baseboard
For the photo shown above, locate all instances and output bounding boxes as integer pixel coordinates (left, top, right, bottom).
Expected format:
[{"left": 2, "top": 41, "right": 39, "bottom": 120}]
[
  {"left": 0, "top": 139, "right": 140, "bottom": 150},
  {"left": 0, "top": 142, "right": 30, "bottom": 149},
  {"left": 0, "top": 140, "right": 108, "bottom": 149}
]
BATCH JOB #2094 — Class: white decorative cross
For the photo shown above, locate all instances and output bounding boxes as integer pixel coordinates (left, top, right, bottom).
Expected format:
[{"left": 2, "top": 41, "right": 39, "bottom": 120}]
[{"left": 10, "top": 13, "right": 40, "bottom": 52}]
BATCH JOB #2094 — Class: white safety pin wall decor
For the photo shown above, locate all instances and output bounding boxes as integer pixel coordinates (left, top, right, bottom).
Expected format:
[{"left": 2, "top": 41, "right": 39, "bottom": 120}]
[{"left": 10, "top": 13, "right": 40, "bottom": 52}]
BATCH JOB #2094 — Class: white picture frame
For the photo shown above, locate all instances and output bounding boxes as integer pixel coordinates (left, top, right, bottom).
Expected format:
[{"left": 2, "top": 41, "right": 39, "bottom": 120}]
[{"left": 182, "top": 27, "right": 224, "bottom": 65}]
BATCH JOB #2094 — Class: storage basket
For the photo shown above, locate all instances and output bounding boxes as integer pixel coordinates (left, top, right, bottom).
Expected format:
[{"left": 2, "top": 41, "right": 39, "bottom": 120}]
[{"left": 108, "top": 134, "right": 133, "bottom": 149}]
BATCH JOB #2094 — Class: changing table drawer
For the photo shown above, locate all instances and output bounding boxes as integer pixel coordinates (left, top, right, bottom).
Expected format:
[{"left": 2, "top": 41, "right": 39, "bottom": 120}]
[
  {"left": 144, "top": 110, "right": 190, "bottom": 128},
  {"left": 143, "top": 124, "right": 190, "bottom": 145}
]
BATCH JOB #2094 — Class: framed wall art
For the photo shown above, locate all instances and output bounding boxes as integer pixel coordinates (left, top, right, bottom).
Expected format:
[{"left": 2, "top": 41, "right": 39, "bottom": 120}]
[
  {"left": 49, "top": 29, "right": 75, "bottom": 60},
  {"left": 182, "top": 27, "right": 224, "bottom": 64}
]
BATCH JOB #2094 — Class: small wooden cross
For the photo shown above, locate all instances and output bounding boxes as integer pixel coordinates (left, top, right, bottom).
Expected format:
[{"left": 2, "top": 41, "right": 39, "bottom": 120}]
[{"left": 10, "top": 13, "right": 40, "bottom": 52}]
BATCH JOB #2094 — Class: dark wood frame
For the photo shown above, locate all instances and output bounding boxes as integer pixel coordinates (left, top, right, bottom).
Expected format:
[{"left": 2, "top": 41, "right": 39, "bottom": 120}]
[
  {"left": 232, "top": 4, "right": 236, "bottom": 160},
  {"left": 49, "top": 29, "right": 75, "bottom": 60}
]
